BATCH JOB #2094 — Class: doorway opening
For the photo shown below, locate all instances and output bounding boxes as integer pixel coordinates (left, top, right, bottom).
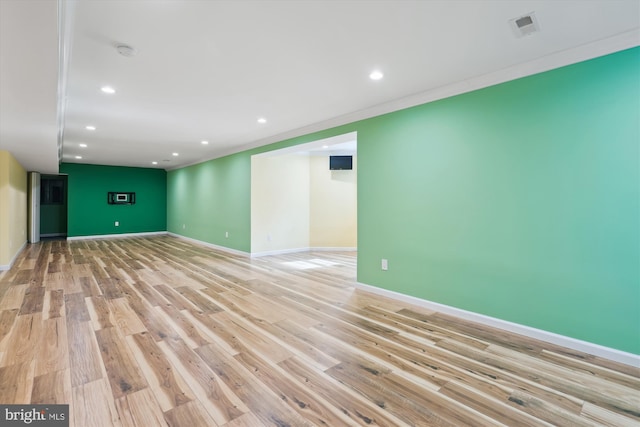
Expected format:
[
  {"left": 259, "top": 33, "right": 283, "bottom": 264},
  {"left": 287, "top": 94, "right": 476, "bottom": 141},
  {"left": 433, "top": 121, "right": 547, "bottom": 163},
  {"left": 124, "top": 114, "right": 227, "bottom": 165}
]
[
  {"left": 40, "top": 174, "right": 68, "bottom": 239},
  {"left": 250, "top": 132, "right": 357, "bottom": 257}
]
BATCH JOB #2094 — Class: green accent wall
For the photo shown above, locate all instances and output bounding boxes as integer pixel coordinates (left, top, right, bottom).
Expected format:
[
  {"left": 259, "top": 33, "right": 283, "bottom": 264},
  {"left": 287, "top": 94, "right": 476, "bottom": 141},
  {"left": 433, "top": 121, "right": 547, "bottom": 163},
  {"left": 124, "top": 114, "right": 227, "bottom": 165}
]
[
  {"left": 61, "top": 163, "right": 167, "bottom": 237},
  {"left": 167, "top": 153, "right": 252, "bottom": 252},
  {"left": 357, "top": 48, "right": 640, "bottom": 354},
  {"left": 167, "top": 47, "right": 640, "bottom": 354}
]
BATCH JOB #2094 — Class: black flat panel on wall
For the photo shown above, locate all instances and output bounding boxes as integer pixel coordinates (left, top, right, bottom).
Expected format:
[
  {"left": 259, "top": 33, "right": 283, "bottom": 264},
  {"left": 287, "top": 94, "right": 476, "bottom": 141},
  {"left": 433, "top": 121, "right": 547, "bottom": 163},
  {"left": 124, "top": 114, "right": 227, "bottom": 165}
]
[
  {"left": 108, "top": 192, "right": 136, "bottom": 205},
  {"left": 329, "top": 155, "right": 353, "bottom": 170}
]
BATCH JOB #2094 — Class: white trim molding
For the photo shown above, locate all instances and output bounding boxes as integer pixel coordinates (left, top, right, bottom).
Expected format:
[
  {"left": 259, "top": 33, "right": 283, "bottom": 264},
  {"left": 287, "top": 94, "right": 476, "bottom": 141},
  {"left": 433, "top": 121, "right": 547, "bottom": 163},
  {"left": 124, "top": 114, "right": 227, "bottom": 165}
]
[
  {"left": 67, "top": 231, "right": 167, "bottom": 241},
  {"left": 168, "top": 233, "right": 250, "bottom": 257},
  {"left": 311, "top": 247, "right": 357, "bottom": 252},
  {"left": 356, "top": 282, "right": 640, "bottom": 368},
  {"left": 251, "top": 247, "right": 311, "bottom": 258},
  {"left": 0, "top": 241, "right": 27, "bottom": 271}
]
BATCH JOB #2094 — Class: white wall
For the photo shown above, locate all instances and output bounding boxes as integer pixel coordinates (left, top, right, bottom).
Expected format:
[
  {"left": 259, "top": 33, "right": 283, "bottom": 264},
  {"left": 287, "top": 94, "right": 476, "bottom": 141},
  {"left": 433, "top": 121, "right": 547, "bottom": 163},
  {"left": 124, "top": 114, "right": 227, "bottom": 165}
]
[
  {"left": 309, "top": 155, "right": 357, "bottom": 248},
  {"left": 251, "top": 154, "right": 310, "bottom": 254}
]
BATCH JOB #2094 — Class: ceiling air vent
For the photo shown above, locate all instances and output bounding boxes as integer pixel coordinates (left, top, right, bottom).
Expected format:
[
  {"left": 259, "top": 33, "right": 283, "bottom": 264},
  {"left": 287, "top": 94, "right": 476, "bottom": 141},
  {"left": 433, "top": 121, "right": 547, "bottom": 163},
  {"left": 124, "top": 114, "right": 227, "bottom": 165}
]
[{"left": 510, "top": 12, "right": 540, "bottom": 38}]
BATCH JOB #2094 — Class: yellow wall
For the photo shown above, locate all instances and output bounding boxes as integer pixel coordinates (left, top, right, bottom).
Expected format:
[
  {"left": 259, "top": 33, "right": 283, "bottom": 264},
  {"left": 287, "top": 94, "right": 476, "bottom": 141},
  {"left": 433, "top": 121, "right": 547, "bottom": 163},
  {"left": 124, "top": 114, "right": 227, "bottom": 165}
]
[
  {"left": 251, "top": 154, "right": 310, "bottom": 253},
  {"left": 309, "top": 155, "right": 357, "bottom": 248},
  {"left": 0, "top": 150, "right": 27, "bottom": 268}
]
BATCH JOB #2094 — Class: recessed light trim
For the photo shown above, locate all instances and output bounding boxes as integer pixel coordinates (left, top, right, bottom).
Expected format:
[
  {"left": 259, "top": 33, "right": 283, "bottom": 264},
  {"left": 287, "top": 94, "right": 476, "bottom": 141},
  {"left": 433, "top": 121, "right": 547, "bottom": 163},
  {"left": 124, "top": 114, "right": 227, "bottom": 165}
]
[
  {"left": 201, "top": 140, "right": 209, "bottom": 145},
  {"left": 85, "top": 125, "right": 96, "bottom": 131},
  {"left": 75, "top": 155, "right": 82, "bottom": 159},
  {"left": 101, "top": 86, "right": 116, "bottom": 94},
  {"left": 172, "top": 152, "right": 179, "bottom": 156},
  {"left": 257, "top": 117, "right": 267, "bottom": 124},
  {"left": 79, "top": 143, "right": 87, "bottom": 148},
  {"left": 369, "top": 70, "right": 384, "bottom": 80},
  {"left": 152, "top": 161, "right": 158, "bottom": 165}
]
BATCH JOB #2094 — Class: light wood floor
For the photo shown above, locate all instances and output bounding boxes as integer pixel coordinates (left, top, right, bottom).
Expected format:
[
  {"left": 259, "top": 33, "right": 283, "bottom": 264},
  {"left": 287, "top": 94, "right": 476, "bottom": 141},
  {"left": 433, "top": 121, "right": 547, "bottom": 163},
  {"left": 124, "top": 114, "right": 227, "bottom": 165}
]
[{"left": 0, "top": 236, "right": 638, "bottom": 426}]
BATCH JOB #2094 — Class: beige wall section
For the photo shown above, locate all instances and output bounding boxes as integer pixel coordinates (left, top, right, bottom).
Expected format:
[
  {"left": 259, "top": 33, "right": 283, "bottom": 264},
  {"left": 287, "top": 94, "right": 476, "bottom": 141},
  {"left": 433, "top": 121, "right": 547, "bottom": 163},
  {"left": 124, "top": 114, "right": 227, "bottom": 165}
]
[
  {"left": 309, "top": 155, "right": 357, "bottom": 248},
  {"left": 0, "top": 152, "right": 7, "bottom": 265},
  {"left": 251, "top": 154, "right": 310, "bottom": 254},
  {"left": 0, "top": 150, "right": 27, "bottom": 268}
]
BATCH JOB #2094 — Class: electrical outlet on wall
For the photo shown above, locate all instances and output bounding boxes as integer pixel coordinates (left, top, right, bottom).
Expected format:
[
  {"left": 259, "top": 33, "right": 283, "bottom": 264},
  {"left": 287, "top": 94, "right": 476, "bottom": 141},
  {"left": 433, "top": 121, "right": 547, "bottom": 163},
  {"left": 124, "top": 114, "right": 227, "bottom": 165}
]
[
  {"left": 115, "top": 221, "right": 119, "bottom": 227},
  {"left": 381, "top": 259, "right": 388, "bottom": 271},
  {"left": 182, "top": 224, "right": 186, "bottom": 229},
  {"left": 225, "top": 231, "right": 229, "bottom": 238}
]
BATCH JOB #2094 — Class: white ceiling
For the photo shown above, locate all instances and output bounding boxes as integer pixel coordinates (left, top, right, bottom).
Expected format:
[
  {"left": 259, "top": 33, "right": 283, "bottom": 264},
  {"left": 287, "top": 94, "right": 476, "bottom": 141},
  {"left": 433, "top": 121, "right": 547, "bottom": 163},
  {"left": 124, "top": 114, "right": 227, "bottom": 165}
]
[
  {"left": 1, "top": 1, "right": 639, "bottom": 173},
  {"left": 0, "top": 0, "right": 59, "bottom": 174}
]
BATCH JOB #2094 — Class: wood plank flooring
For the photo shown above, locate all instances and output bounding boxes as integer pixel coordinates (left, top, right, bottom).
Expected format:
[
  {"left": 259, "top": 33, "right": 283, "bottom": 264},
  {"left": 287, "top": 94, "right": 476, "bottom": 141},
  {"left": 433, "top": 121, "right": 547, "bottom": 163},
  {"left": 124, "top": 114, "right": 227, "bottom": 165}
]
[{"left": 0, "top": 236, "right": 638, "bottom": 426}]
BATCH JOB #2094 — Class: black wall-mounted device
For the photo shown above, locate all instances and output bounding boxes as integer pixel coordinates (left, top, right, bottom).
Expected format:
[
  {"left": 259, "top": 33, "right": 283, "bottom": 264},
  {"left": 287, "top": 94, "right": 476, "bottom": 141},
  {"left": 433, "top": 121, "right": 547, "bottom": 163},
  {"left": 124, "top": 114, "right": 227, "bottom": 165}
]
[{"left": 108, "top": 192, "right": 136, "bottom": 205}]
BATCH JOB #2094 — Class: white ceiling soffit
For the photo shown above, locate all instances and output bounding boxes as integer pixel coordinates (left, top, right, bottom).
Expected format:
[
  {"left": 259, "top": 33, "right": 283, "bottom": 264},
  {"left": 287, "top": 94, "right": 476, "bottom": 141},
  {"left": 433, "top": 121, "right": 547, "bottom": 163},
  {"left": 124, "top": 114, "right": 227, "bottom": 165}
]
[
  {"left": 0, "top": 0, "right": 59, "bottom": 174},
  {"left": 2, "top": 1, "right": 639, "bottom": 173},
  {"left": 253, "top": 132, "right": 358, "bottom": 158}
]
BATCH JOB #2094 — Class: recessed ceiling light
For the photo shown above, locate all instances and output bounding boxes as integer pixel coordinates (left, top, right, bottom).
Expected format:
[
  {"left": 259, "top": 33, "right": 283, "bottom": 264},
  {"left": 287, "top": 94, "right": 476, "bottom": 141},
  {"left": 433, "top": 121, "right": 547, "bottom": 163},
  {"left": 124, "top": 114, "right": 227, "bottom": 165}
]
[
  {"left": 322, "top": 145, "right": 329, "bottom": 149},
  {"left": 201, "top": 140, "right": 209, "bottom": 145},
  {"left": 257, "top": 117, "right": 267, "bottom": 124},
  {"left": 79, "top": 143, "right": 87, "bottom": 148},
  {"left": 152, "top": 161, "right": 158, "bottom": 165},
  {"left": 101, "top": 86, "right": 116, "bottom": 94},
  {"left": 172, "top": 152, "right": 179, "bottom": 156},
  {"left": 85, "top": 125, "right": 96, "bottom": 131},
  {"left": 369, "top": 70, "right": 384, "bottom": 80},
  {"left": 75, "top": 156, "right": 82, "bottom": 159}
]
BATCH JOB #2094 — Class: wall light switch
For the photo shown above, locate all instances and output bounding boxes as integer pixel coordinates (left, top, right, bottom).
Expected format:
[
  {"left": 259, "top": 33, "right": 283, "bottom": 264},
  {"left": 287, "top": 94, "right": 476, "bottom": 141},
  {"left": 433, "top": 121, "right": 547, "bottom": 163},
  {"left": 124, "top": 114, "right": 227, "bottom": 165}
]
[
  {"left": 381, "top": 259, "right": 388, "bottom": 271},
  {"left": 225, "top": 231, "right": 229, "bottom": 238},
  {"left": 115, "top": 221, "right": 119, "bottom": 227}
]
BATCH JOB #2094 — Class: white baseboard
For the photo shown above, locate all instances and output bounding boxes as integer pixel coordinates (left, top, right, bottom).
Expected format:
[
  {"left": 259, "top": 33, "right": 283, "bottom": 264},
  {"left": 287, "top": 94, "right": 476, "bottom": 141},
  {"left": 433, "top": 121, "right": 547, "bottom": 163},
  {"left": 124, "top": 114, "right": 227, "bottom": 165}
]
[
  {"left": 67, "top": 231, "right": 167, "bottom": 241},
  {"left": 310, "top": 247, "right": 357, "bottom": 252},
  {"left": 251, "top": 247, "right": 310, "bottom": 257},
  {"left": 356, "top": 282, "right": 640, "bottom": 368},
  {"left": 251, "top": 246, "right": 357, "bottom": 258},
  {"left": 168, "top": 233, "right": 250, "bottom": 257},
  {"left": 0, "top": 241, "right": 27, "bottom": 271}
]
